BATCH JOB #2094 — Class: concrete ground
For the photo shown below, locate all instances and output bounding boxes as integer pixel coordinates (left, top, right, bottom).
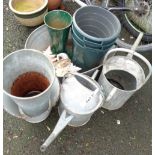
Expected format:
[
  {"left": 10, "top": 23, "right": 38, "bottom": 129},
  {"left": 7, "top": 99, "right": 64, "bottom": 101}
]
[{"left": 3, "top": 0, "right": 152, "bottom": 155}]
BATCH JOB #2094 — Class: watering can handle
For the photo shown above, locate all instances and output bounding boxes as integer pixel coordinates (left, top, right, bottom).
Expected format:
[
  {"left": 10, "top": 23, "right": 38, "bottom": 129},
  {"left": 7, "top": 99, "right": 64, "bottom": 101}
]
[
  {"left": 40, "top": 110, "right": 74, "bottom": 152},
  {"left": 103, "top": 48, "right": 152, "bottom": 84},
  {"left": 91, "top": 70, "right": 100, "bottom": 80},
  {"left": 131, "top": 32, "right": 144, "bottom": 51},
  {"left": 63, "top": 72, "right": 99, "bottom": 85},
  {"left": 127, "top": 32, "right": 144, "bottom": 58},
  {"left": 105, "top": 87, "right": 117, "bottom": 103}
]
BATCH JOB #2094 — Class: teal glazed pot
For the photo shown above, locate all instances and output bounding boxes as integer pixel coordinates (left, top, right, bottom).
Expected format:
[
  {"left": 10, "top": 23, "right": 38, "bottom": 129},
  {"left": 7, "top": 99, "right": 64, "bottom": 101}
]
[{"left": 44, "top": 10, "right": 72, "bottom": 54}]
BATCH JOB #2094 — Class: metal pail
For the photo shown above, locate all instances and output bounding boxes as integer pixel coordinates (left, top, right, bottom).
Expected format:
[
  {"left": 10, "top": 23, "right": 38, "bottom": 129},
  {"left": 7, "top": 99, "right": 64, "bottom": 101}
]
[{"left": 3, "top": 49, "right": 60, "bottom": 123}]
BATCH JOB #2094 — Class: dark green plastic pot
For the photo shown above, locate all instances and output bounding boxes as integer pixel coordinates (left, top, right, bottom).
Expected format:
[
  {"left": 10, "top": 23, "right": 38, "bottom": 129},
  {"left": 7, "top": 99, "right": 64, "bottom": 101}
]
[
  {"left": 72, "top": 27, "right": 114, "bottom": 50},
  {"left": 72, "top": 6, "right": 121, "bottom": 45},
  {"left": 72, "top": 36, "right": 110, "bottom": 71}
]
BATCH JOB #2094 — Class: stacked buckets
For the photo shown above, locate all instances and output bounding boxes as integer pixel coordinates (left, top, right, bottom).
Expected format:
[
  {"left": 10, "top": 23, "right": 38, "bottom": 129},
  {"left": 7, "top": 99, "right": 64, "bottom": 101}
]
[{"left": 71, "top": 6, "right": 121, "bottom": 71}]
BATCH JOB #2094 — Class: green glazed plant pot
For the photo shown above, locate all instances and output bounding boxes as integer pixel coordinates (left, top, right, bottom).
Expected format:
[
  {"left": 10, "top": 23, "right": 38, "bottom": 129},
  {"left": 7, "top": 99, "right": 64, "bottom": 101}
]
[{"left": 44, "top": 10, "right": 72, "bottom": 54}]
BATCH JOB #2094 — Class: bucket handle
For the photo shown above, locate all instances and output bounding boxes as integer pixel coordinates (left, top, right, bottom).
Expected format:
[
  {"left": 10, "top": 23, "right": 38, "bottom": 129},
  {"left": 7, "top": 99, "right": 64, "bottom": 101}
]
[
  {"left": 40, "top": 110, "right": 74, "bottom": 152},
  {"left": 18, "top": 99, "right": 52, "bottom": 120},
  {"left": 103, "top": 48, "right": 152, "bottom": 85}
]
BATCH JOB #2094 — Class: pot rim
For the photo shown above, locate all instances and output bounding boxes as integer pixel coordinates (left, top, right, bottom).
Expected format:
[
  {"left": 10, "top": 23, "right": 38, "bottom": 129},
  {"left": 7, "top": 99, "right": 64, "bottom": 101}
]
[
  {"left": 44, "top": 10, "right": 73, "bottom": 31},
  {"left": 9, "top": 0, "right": 48, "bottom": 15}
]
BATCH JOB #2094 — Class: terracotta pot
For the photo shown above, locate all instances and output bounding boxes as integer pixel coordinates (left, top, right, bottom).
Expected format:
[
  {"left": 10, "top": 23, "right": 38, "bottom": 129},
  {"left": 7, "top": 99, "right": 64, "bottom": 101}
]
[{"left": 48, "top": 0, "right": 62, "bottom": 10}]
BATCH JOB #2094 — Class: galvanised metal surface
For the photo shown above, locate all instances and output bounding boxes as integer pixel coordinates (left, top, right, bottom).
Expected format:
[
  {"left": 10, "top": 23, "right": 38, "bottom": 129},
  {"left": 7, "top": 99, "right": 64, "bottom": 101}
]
[
  {"left": 25, "top": 24, "right": 103, "bottom": 75},
  {"left": 40, "top": 72, "right": 104, "bottom": 151},
  {"left": 98, "top": 48, "right": 152, "bottom": 110},
  {"left": 3, "top": 49, "right": 60, "bottom": 123}
]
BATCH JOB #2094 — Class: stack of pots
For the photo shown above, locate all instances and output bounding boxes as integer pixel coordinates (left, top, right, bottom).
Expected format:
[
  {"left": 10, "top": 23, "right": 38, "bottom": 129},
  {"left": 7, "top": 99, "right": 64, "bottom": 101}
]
[{"left": 71, "top": 6, "right": 121, "bottom": 71}]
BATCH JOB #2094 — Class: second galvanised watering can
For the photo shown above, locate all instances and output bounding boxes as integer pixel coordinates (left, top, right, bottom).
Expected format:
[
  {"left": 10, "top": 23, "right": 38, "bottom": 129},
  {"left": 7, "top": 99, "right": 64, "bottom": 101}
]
[
  {"left": 98, "top": 33, "right": 152, "bottom": 110},
  {"left": 98, "top": 47, "right": 152, "bottom": 110},
  {"left": 40, "top": 72, "right": 104, "bottom": 152}
]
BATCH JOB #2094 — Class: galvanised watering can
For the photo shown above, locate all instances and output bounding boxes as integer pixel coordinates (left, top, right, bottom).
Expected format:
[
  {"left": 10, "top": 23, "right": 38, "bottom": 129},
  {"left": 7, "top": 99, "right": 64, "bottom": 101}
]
[
  {"left": 98, "top": 33, "right": 152, "bottom": 110},
  {"left": 40, "top": 72, "right": 104, "bottom": 152}
]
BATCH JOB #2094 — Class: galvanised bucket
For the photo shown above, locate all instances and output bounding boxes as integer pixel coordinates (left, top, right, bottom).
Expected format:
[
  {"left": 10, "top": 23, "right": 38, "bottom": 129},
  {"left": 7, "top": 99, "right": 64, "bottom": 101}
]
[
  {"left": 3, "top": 49, "right": 60, "bottom": 123},
  {"left": 24, "top": 24, "right": 104, "bottom": 76},
  {"left": 98, "top": 48, "right": 152, "bottom": 110}
]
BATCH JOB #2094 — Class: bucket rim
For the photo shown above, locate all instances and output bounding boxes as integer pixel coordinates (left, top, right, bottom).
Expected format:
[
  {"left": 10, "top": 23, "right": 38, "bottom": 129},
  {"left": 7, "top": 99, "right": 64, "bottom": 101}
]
[
  {"left": 3, "top": 49, "right": 56, "bottom": 100},
  {"left": 72, "top": 29, "right": 115, "bottom": 50},
  {"left": 72, "top": 26, "right": 105, "bottom": 48},
  {"left": 25, "top": 24, "right": 47, "bottom": 49}
]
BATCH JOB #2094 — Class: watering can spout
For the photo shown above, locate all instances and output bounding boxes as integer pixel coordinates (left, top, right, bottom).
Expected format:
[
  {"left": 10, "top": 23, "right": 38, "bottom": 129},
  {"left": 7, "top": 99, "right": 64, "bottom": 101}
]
[
  {"left": 40, "top": 134, "right": 56, "bottom": 152},
  {"left": 40, "top": 110, "right": 74, "bottom": 152}
]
